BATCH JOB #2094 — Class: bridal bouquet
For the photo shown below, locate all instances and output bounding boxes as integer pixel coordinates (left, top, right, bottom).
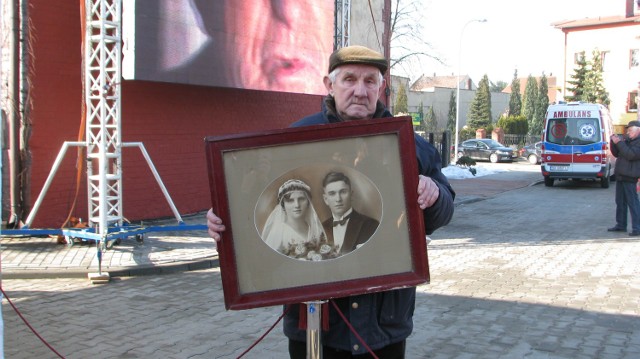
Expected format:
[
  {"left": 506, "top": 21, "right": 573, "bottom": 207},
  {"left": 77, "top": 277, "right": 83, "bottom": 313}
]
[{"left": 283, "top": 237, "right": 340, "bottom": 261}]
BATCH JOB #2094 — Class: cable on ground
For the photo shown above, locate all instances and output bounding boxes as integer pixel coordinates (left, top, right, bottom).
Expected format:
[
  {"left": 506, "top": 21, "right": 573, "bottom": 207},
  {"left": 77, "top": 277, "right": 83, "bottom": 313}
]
[
  {"left": 235, "top": 304, "right": 292, "bottom": 358},
  {"left": 0, "top": 286, "right": 65, "bottom": 358}
]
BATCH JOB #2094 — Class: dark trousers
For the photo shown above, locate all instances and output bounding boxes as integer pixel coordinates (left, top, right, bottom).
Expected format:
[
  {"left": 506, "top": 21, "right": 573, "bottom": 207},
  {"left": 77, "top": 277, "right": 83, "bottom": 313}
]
[
  {"left": 288, "top": 339, "right": 405, "bottom": 359},
  {"left": 615, "top": 180, "right": 640, "bottom": 232}
]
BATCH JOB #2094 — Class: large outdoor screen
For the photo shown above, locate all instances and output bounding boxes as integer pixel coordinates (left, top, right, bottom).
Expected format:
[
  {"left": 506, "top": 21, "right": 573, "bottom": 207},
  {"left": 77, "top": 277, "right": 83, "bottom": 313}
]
[{"left": 122, "top": 0, "right": 334, "bottom": 95}]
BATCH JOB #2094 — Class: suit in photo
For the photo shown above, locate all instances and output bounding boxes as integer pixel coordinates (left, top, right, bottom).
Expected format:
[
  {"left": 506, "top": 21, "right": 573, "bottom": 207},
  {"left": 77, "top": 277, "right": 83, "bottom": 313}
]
[{"left": 322, "top": 210, "right": 379, "bottom": 254}]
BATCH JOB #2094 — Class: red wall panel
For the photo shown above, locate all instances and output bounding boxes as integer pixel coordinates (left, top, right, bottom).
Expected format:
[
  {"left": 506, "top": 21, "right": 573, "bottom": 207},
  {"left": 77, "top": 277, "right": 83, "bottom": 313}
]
[{"left": 26, "top": 0, "right": 323, "bottom": 227}]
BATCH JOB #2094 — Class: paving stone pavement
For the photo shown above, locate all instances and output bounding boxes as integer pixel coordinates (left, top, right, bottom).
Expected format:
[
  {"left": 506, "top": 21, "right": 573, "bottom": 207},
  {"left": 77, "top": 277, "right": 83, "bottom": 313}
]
[
  {"left": 0, "top": 213, "right": 215, "bottom": 278},
  {"left": 2, "top": 162, "right": 640, "bottom": 358}
]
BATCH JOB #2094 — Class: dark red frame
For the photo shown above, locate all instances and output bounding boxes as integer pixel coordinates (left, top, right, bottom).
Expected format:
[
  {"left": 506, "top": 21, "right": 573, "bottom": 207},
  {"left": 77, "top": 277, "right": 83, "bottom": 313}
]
[{"left": 205, "top": 116, "right": 429, "bottom": 310}]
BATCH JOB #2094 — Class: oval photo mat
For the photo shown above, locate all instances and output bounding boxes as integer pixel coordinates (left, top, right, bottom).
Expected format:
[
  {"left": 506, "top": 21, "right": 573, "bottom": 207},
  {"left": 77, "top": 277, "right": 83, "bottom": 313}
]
[{"left": 254, "top": 164, "right": 383, "bottom": 259}]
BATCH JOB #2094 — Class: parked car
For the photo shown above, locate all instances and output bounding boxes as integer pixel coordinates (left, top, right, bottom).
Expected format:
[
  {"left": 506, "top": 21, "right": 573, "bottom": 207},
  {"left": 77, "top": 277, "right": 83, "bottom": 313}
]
[
  {"left": 519, "top": 141, "right": 542, "bottom": 164},
  {"left": 457, "top": 139, "right": 517, "bottom": 163}
]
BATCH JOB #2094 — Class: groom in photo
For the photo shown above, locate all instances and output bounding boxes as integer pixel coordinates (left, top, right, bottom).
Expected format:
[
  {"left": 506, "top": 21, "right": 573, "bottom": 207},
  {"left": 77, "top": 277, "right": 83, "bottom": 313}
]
[{"left": 321, "top": 171, "right": 379, "bottom": 254}]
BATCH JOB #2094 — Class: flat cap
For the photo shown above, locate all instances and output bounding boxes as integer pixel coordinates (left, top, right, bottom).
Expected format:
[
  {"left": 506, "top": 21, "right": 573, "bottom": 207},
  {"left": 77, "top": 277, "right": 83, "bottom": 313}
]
[
  {"left": 328, "top": 45, "right": 388, "bottom": 74},
  {"left": 626, "top": 120, "right": 640, "bottom": 128}
]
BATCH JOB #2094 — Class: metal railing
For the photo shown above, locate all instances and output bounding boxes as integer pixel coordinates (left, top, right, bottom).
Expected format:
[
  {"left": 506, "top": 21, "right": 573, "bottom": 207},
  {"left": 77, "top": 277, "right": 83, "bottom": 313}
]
[
  {"left": 501, "top": 134, "right": 541, "bottom": 148},
  {"left": 417, "top": 131, "right": 452, "bottom": 167},
  {"left": 417, "top": 131, "right": 539, "bottom": 167}
]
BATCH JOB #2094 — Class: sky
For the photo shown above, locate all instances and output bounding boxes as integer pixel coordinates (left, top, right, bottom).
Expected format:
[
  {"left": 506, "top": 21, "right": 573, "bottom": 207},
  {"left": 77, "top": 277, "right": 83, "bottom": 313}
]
[{"left": 394, "top": 0, "right": 627, "bottom": 84}]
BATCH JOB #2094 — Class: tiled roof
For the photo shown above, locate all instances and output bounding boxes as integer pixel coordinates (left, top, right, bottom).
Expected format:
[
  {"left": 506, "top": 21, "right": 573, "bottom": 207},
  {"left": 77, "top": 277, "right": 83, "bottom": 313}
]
[
  {"left": 553, "top": 15, "right": 640, "bottom": 30},
  {"left": 410, "top": 74, "right": 466, "bottom": 91},
  {"left": 502, "top": 77, "right": 558, "bottom": 103}
]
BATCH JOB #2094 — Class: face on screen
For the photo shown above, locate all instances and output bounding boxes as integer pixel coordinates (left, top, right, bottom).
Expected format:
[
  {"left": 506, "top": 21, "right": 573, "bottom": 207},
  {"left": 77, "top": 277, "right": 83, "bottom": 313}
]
[
  {"left": 218, "top": 0, "right": 333, "bottom": 94},
  {"left": 126, "top": 0, "right": 334, "bottom": 95}
]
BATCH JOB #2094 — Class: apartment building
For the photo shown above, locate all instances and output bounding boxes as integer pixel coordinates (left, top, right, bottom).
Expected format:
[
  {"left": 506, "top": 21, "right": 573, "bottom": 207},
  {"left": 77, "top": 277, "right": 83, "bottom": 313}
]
[{"left": 554, "top": 0, "right": 640, "bottom": 125}]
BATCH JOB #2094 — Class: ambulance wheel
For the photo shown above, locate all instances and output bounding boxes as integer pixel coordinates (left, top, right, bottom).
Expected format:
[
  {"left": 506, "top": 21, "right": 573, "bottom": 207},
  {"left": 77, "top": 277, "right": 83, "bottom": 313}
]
[
  {"left": 489, "top": 153, "right": 499, "bottom": 163},
  {"left": 544, "top": 177, "right": 554, "bottom": 187},
  {"left": 601, "top": 176, "right": 610, "bottom": 188}
]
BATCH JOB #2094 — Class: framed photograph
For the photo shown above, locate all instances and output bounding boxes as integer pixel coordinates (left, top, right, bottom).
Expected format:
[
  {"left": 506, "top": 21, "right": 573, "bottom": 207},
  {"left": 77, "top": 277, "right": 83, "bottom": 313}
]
[{"left": 205, "top": 116, "right": 429, "bottom": 310}]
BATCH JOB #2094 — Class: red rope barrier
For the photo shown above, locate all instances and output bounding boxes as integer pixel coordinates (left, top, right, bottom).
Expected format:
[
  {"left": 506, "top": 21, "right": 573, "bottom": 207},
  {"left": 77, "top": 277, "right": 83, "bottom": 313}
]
[
  {"left": 0, "top": 286, "right": 66, "bottom": 358},
  {"left": 330, "top": 299, "right": 379, "bottom": 358},
  {"left": 236, "top": 305, "right": 292, "bottom": 358}
]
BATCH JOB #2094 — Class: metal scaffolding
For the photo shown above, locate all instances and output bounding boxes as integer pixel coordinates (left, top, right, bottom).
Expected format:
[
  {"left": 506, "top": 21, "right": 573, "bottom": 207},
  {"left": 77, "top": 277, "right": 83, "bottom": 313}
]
[
  {"left": 84, "top": 0, "right": 123, "bottom": 239},
  {"left": 3, "top": 0, "right": 205, "bottom": 261},
  {"left": 334, "top": 0, "right": 351, "bottom": 50}
]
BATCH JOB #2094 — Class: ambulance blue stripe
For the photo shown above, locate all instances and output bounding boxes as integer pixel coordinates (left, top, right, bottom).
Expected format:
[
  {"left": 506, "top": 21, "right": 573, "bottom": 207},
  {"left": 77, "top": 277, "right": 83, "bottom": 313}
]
[{"left": 543, "top": 142, "right": 605, "bottom": 154}]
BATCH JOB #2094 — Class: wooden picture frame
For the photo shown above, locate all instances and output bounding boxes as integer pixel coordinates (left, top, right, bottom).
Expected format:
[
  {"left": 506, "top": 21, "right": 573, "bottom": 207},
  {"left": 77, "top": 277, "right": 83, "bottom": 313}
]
[{"left": 205, "top": 116, "right": 429, "bottom": 310}]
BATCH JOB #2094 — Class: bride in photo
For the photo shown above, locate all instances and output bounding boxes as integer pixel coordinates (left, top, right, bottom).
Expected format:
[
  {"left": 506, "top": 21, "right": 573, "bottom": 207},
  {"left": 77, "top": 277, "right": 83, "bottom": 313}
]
[{"left": 261, "top": 179, "right": 333, "bottom": 260}]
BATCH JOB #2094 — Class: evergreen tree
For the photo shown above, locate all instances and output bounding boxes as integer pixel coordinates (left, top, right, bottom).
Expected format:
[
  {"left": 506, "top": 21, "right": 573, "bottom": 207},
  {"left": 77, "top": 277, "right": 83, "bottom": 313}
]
[
  {"left": 508, "top": 69, "right": 522, "bottom": 116},
  {"left": 490, "top": 80, "right": 508, "bottom": 92},
  {"left": 565, "top": 53, "right": 588, "bottom": 101},
  {"left": 467, "top": 74, "right": 492, "bottom": 130},
  {"left": 584, "top": 49, "right": 611, "bottom": 105},
  {"left": 566, "top": 49, "right": 611, "bottom": 105},
  {"left": 447, "top": 90, "right": 456, "bottom": 134},
  {"left": 532, "top": 74, "right": 549, "bottom": 136},
  {"left": 394, "top": 83, "right": 408, "bottom": 114},
  {"left": 424, "top": 105, "right": 437, "bottom": 133},
  {"left": 522, "top": 75, "right": 538, "bottom": 135}
]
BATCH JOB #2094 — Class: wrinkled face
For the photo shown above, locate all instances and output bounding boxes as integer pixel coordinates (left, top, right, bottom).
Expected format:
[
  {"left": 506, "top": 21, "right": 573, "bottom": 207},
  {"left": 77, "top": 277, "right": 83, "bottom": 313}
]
[
  {"left": 282, "top": 190, "right": 309, "bottom": 219},
  {"left": 223, "top": 0, "right": 332, "bottom": 93},
  {"left": 322, "top": 181, "right": 352, "bottom": 218},
  {"left": 324, "top": 64, "right": 386, "bottom": 121}
]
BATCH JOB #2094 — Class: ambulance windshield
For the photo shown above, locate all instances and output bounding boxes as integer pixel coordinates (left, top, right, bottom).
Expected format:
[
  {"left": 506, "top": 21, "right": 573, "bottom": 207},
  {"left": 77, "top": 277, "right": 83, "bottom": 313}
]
[{"left": 546, "top": 117, "right": 601, "bottom": 145}]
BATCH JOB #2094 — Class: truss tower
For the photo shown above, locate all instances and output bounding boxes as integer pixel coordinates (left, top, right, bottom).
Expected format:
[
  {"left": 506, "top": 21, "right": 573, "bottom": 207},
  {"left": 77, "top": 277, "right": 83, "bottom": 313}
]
[{"left": 84, "top": 0, "right": 123, "bottom": 238}]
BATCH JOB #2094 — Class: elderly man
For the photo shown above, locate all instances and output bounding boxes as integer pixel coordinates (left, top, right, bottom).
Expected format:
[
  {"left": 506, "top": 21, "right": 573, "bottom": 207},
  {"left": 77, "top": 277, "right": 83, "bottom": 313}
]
[
  {"left": 609, "top": 120, "right": 640, "bottom": 236},
  {"left": 207, "top": 45, "right": 455, "bottom": 358}
]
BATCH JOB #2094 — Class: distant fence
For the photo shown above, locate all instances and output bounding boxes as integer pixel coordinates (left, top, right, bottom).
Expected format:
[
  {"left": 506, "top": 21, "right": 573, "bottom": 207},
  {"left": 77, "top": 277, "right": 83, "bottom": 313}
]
[
  {"left": 501, "top": 134, "right": 540, "bottom": 148},
  {"left": 417, "top": 132, "right": 539, "bottom": 168},
  {"left": 417, "top": 131, "right": 452, "bottom": 167}
]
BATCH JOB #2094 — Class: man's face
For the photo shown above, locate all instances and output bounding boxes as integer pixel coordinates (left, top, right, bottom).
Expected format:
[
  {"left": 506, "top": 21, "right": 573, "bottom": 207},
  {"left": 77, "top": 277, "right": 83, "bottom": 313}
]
[
  {"left": 322, "top": 180, "right": 352, "bottom": 218},
  {"left": 324, "top": 64, "right": 386, "bottom": 121},
  {"left": 223, "top": 0, "right": 332, "bottom": 94},
  {"left": 627, "top": 126, "right": 640, "bottom": 139}
]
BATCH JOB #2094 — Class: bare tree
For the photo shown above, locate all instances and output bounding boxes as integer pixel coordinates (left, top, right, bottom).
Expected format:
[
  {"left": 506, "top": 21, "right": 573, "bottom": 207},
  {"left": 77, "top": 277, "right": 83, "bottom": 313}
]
[{"left": 389, "top": 0, "right": 443, "bottom": 79}]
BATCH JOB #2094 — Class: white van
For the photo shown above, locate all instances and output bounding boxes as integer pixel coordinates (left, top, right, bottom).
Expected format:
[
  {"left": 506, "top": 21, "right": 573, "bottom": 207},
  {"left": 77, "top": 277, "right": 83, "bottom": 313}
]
[{"left": 541, "top": 102, "right": 616, "bottom": 188}]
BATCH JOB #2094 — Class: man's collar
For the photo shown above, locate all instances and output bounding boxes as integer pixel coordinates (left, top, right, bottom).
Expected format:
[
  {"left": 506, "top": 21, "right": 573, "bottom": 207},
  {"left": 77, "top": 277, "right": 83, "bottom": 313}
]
[
  {"left": 333, "top": 208, "right": 353, "bottom": 220},
  {"left": 323, "top": 96, "right": 388, "bottom": 122}
]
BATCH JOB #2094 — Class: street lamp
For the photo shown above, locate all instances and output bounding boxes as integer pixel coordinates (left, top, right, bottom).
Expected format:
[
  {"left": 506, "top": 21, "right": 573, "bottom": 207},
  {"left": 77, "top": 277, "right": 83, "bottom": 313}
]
[{"left": 455, "top": 19, "right": 487, "bottom": 159}]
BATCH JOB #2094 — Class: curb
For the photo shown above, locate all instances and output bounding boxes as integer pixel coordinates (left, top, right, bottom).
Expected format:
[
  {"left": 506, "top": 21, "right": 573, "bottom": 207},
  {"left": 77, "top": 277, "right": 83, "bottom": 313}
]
[{"left": 2, "top": 257, "right": 220, "bottom": 280}]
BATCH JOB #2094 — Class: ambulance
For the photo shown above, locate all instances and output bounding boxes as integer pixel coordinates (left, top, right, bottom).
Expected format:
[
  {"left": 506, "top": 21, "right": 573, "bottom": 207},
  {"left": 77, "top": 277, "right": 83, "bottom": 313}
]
[{"left": 541, "top": 102, "right": 616, "bottom": 188}]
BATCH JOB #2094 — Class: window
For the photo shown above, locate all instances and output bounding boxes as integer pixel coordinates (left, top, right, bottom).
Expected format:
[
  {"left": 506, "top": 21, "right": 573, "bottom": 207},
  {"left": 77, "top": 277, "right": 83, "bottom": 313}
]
[
  {"left": 630, "top": 49, "right": 639, "bottom": 68},
  {"left": 600, "top": 51, "right": 610, "bottom": 72},
  {"left": 546, "top": 118, "right": 601, "bottom": 146},
  {"left": 628, "top": 91, "right": 638, "bottom": 112}
]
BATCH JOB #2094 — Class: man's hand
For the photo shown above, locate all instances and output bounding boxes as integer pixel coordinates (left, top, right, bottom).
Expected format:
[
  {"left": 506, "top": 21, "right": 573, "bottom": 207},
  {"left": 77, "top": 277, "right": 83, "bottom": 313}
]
[
  {"left": 611, "top": 134, "right": 621, "bottom": 144},
  {"left": 207, "top": 208, "right": 225, "bottom": 242},
  {"left": 417, "top": 175, "right": 439, "bottom": 209}
]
